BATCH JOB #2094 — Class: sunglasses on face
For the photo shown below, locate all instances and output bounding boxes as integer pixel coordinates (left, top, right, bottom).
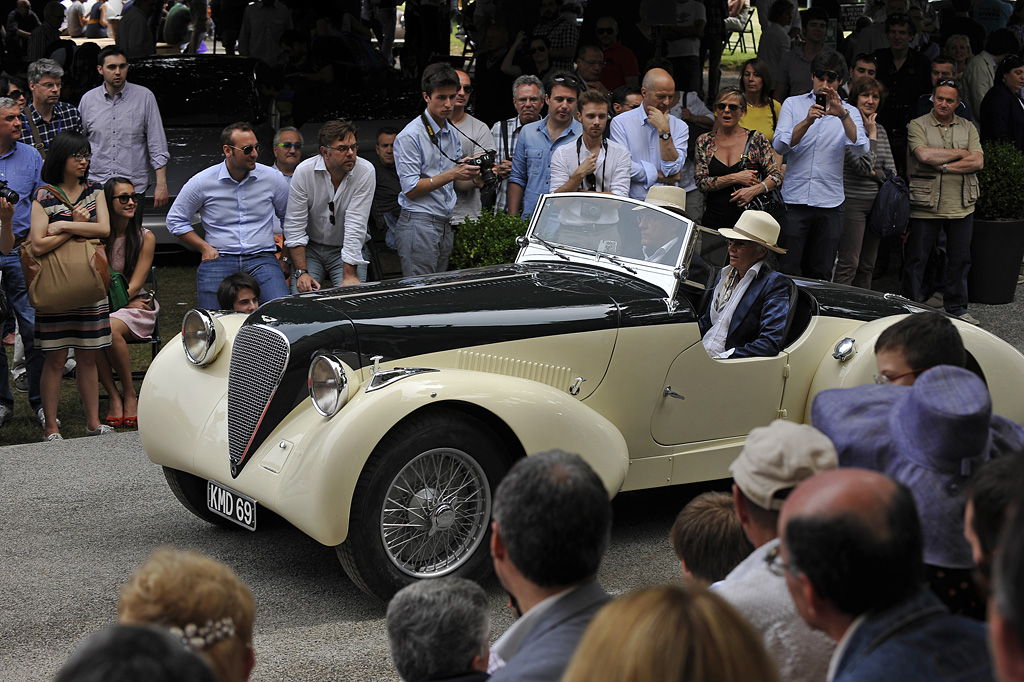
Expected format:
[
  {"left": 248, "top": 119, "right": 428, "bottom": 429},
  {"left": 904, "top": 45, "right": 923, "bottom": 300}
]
[
  {"left": 716, "top": 102, "right": 741, "bottom": 111},
  {"left": 230, "top": 143, "right": 260, "bottom": 155},
  {"left": 276, "top": 141, "right": 301, "bottom": 150},
  {"left": 458, "top": 84, "right": 473, "bottom": 94},
  {"left": 8, "top": 89, "right": 23, "bottom": 100},
  {"left": 531, "top": 45, "right": 547, "bottom": 54},
  {"left": 813, "top": 70, "right": 840, "bottom": 82},
  {"left": 113, "top": 193, "right": 142, "bottom": 205}
]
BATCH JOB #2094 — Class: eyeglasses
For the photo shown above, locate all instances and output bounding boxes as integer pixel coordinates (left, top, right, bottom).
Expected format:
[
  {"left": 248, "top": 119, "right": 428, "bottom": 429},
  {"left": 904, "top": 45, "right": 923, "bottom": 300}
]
[
  {"left": 515, "top": 96, "right": 541, "bottom": 104},
  {"left": 716, "top": 102, "right": 741, "bottom": 111},
  {"left": 937, "top": 79, "right": 958, "bottom": 88},
  {"left": 579, "top": 57, "right": 606, "bottom": 67},
  {"left": 458, "top": 84, "right": 473, "bottom": 94},
  {"left": 328, "top": 200, "right": 336, "bottom": 225},
  {"left": 585, "top": 172, "right": 596, "bottom": 190},
  {"left": 37, "top": 81, "right": 61, "bottom": 90},
  {"left": 276, "top": 141, "right": 301, "bottom": 150},
  {"left": 552, "top": 75, "right": 587, "bottom": 91},
  {"left": 813, "top": 70, "right": 841, "bottom": 82},
  {"left": 229, "top": 143, "right": 260, "bottom": 155},
  {"left": 596, "top": 27, "right": 615, "bottom": 35},
  {"left": 113, "top": 193, "right": 142, "bottom": 205},
  {"left": 72, "top": 152, "right": 91, "bottom": 162},
  {"left": 326, "top": 142, "right": 359, "bottom": 154},
  {"left": 8, "top": 89, "right": 23, "bottom": 100},
  {"left": 765, "top": 546, "right": 793, "bottom": 577},
  {"left": 873, "top": 366, "right": 931, "bottom": 385}
]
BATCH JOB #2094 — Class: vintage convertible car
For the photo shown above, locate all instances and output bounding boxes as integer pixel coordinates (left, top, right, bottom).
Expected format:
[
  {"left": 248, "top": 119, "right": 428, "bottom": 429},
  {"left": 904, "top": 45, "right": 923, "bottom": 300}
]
[{"left": 139, "top": 193, "right": 1024, "bottom": 600}]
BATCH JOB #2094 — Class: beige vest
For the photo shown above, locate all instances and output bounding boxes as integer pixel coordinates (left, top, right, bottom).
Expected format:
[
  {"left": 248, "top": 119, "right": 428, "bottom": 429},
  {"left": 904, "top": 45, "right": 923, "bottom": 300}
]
[{"left": 907, "top": 114, "right": 979, "bottom": 219}]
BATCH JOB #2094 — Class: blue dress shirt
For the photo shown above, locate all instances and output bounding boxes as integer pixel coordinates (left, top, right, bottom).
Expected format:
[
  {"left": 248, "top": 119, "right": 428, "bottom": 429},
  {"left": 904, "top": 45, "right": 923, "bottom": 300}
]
[
  {"left": 609, "top": 104, "right": 689, "bottom": 200},
  {"left": 394, "top": 110, "right": 461, "bottom": 219},
  {"left": 509, "top": 115, "right": 583, "bottom": 218},
  {"left": 0, "top": 141, "right": 42, "bottom": 239},
  {"left": 166, "top": 161, "right": 288, "bottom": 255},
  {"left": 773, "top": 92, "right": 869, "bottom": 208}
]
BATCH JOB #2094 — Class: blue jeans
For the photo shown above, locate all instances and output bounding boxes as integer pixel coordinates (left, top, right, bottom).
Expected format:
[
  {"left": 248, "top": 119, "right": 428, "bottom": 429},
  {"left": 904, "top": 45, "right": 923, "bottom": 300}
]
[
  {"left": 778, "top": 204, "right": 845, "bottom": 281},
  {"left": 902, "top": 215, "right": 973, "bottom": 316},
  {"left": 289, "top": 241, "right": 368, "bottom": 293},
  {"left": 196, "top": 252, "right": 290, "bottom": 309},
  {"left": 1, "top": 249, "right": 42, "bottom": 411}
]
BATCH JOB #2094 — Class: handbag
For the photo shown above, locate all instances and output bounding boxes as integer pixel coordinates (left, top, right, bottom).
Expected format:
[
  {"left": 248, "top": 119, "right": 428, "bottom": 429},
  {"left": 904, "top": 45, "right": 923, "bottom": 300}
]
[
  {"left": 108, "top": 269, "right": 130, "bottom": 312},
  {"left": 19, "top": 185, "right": 110, "bottom": 314},
  {"left": 740, "top": 130, "right": 786, "bottom": 217},
  {"left": 867, "top": 169, "right": 910, "bottom": 238}
]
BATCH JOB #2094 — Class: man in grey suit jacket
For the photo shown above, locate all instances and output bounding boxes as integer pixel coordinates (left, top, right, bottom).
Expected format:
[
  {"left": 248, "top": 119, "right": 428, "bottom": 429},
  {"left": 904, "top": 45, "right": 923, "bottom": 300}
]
[{"left": 488, "top": 450, "right": 612, "bottom": 682}]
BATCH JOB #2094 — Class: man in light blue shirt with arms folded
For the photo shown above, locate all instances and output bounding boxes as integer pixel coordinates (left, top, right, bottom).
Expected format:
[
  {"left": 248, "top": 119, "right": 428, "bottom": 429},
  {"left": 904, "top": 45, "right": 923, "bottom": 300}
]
[
  {"left": 166, "top": 121, "right": 290, "bottom": 309},
  {"left": 393, "top": 62, "right": 480, "bottom": 277},
  {"left": 609, "top": 67, "right": 689, "bottom": 202},
  {"left": 773, "top": 52, "right": 869, "bottom": 281},
  {"left": 507, "top": 70, "right": 583, "bottom": 219}
]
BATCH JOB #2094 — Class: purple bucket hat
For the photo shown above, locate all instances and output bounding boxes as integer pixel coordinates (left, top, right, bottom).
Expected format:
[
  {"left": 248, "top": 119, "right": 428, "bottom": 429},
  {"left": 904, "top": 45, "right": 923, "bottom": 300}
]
[{"left": 811, "top": 365, "right": 1024, "bottom": 569}]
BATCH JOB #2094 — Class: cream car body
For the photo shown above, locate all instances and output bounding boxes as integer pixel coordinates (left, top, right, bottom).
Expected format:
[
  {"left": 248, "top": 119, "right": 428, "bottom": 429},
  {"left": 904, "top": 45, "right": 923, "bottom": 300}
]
[{"left": 140, "top": 193, "right": 1024, "bottom": 599}]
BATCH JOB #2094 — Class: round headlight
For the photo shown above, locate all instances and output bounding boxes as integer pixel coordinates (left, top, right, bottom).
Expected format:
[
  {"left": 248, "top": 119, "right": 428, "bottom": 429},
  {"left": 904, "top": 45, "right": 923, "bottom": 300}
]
[
  {"left": 308, "top": 354, "right": 349, "bottom": 417},
  {"left": 181, "top": 309, "right": 225, "bottom": 366}
]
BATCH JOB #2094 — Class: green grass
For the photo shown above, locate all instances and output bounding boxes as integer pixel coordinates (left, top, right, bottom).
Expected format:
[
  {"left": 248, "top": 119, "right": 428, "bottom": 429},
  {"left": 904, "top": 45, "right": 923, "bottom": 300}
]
[{"left": 0, "top": 263, "right": 199, "bottom": 447}]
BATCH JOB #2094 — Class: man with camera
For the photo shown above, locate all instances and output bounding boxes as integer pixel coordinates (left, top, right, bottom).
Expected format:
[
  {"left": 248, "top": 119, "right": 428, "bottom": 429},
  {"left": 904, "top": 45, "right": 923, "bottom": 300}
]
[
  {"left": 450, "top": 69, "right": 494, "bottom": 229},
  {"left": 393, "top": 63, "right": 481, "bottom": 277},
  {"left": 0, "top": 96, "right": 45, "bottom": 429},
  {"left": 283, "top": 119, "right": 375, "bottom": 292}
]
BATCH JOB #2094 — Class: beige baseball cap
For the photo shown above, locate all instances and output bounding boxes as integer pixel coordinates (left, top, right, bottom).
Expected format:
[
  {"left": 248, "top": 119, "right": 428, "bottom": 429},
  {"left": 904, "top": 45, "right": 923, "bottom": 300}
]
[{"left": 729, "top": 420, "right": 838, "bottom": 510}]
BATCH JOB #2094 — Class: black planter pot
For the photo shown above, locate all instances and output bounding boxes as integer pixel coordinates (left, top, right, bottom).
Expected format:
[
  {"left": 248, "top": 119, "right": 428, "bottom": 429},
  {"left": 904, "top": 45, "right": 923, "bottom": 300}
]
[{"left": 968, "top": 218, "right": 1024, "bottom": 304}]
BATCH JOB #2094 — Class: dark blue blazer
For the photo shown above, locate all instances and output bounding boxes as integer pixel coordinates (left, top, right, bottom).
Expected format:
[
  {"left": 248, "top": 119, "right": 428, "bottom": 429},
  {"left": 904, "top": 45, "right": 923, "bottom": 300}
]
[
  {"left": 979, "top": 84, "right": 1024, "bottom": 151},
  {"left": 698, "top": 266, "right": 793, "bottom": 358}
]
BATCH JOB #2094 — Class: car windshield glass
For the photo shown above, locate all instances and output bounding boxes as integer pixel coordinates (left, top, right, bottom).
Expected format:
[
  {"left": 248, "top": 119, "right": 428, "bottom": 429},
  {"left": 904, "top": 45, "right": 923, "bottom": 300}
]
[{"left": 527, "top": 194, "right": 691, "bottom": 268}]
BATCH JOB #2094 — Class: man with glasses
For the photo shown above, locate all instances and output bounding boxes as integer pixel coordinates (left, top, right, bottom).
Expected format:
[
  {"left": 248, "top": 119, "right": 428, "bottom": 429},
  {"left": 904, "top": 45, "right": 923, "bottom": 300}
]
[
  {"left": 872, "top": 12, "right": 931, "bottom": 178},
  {"left": 271, "top": 127, "right": 303, "bottom": 181},
  {"left": 166, "top": 122, "right": 290, "bottom": 308},
  {"left": 595, "top": 16, "right": 638, "bottom": 92},
  {"left": 393, "top": 63, "right": 480, "bottom": 276},
  {"left": 508, "top": 70, "right": 582, "bottom": 218},
  {"left": 872, "top": 312, "right": 965, "bottom": 386},
  {"left": 709, "top": 420, "right": 837, "bottom": 682},
  {"left": 774, "top": 7, "right": 845, "bottom": 101},
  {"left": 20, "top": 58, "right": 82, "bottom": 157},
  {"left": 450, "top": 69, "right": 492, "bottom": 229},
  {"left": 610, "top": 67, "right": 688, "bottom": 203},
  {"left": 79, "top": 46, "right": 170, "bottom": 218},
  {"left": 574, "top": 44, "right": 609, "bottom": 97},
  {"left": 773, "top": 53, "right": 868, "bottom": 280},
  {"left": 490, "top": 75, "right": 544, "bottom": 213},
  {"left": 284, "top": 120, "right": 374, "bottom": 292}
]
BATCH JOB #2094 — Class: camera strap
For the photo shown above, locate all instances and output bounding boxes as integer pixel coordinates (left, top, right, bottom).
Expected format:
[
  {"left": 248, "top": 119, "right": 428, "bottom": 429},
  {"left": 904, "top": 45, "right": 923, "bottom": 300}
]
[
  {"left": 449, "top": 118, "right": 495, "bottom": 157},
  {"left": 500, "top": 119, "right": 510, "bottom": 159},
  {"left": 576, "top": 137, "right": 608, "bottom": 192},
  {"left": 420, "top": 112, "right": 460, "bottom": 165}
]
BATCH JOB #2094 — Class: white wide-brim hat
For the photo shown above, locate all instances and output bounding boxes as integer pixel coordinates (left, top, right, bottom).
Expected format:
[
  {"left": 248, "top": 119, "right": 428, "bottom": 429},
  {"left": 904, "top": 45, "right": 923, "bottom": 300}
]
[
  {"left": 638, "top": 185, "right": 694, "bottom": 220},
  {"left": 717, "top": 210, "right": 787, "bottom": 254}
]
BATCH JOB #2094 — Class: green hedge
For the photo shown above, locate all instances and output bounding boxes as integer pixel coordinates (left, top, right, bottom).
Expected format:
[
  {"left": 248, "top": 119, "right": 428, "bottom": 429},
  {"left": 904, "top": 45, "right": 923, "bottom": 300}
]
[
  {"left": 449, "top": 208, "right": 529, "bottom": 269},
  {"left": 976, "top": 141, "right": 1024, "bottom": 221}
]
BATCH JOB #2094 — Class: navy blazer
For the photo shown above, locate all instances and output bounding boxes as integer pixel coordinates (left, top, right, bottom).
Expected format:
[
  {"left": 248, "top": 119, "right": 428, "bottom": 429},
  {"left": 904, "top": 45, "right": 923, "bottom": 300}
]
[
  {"left": 489, "top": 580, "right": 610, "bottom": 682},
  {"left": 980, "top": 84, "right": 1024, "bottom": 152},
  {"left": 698, "top": 265, "right": 793, "bottom": 358}
]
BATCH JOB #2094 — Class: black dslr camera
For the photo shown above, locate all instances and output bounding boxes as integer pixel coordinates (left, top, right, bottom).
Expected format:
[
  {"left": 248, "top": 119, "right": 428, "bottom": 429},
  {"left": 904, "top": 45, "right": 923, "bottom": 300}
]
[
  {"left": 0, "top": 179, "right": 19, "bottom": 204},
  {"left": 464, "top": 150, "right": 498, "bottom": 187}
]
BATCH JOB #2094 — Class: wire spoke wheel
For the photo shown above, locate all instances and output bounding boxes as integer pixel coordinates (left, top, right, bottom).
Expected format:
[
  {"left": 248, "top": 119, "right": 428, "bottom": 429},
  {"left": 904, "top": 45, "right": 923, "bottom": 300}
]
[{"left": 380, "top": 448, "right": 491, "bottom": 578}]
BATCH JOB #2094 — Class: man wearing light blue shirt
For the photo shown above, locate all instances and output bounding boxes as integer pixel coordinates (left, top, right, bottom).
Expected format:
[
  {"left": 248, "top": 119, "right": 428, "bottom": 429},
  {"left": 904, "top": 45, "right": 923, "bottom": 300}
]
[
  {"left": 507, "top": 71, "right": 583, "bottom": 219},
  {"left": 393, "top": 62, "right": 480, "bottom": 276},
  {"left": 609, "top": 67, "right": 689, "bottom": 201},
  {"left": 166, "top": 121, "right": 290, "bottom": 309},
  {"left": 773, "top": 53, "right": 869, "bottom": 280}
]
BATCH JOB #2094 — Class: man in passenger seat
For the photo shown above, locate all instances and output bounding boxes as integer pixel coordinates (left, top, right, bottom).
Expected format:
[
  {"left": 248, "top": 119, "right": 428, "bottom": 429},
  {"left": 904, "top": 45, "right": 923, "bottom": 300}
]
[{"left": 699, "top": 211, "right": 792, "bottom": 358}]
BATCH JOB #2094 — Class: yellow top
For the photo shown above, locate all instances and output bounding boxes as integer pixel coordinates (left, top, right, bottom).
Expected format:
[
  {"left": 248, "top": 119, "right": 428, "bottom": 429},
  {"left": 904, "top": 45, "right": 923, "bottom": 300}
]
[{"left": 739, "top": 99, "right": 783, "bottom": 142}]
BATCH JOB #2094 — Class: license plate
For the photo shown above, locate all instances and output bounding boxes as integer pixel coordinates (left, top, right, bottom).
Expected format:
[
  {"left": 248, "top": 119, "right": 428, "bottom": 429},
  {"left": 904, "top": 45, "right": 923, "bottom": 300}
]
[{"left": 207, "top": 480, "right": 257, "bottom": 531}]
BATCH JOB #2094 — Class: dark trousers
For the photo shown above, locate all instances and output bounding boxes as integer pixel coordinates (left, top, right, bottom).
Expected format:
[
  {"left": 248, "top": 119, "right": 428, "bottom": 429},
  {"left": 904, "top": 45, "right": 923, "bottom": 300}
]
[
  {"left": 700, "top": 34, "right": 725, "bottom": 101},
  {"left": 778, "top": 203, "right": 845, "bottom": 281},
  {"left": 669, "top": 55, "right": 701, "bottom": 93},
  {"left": 902, "top": 215, "right": 973, "bottom": 315}
]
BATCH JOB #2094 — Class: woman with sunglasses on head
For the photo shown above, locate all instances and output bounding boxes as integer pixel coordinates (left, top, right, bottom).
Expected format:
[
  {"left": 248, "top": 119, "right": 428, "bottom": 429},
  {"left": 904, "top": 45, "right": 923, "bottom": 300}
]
[
  {"left": 695, "top": 87, "right": 782, "bottom": 243},
  {"left": 96, "top": 176, "right": 157, "bottom": 429},
  {"left": 29, "top": 130, "right": 111, "bottom": 441},
  {"left": 835, "top": 77, "right": 896, "bottom": 289}
]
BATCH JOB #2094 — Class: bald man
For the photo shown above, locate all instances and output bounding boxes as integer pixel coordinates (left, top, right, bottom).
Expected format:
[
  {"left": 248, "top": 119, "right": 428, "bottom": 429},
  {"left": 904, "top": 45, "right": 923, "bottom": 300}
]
[
  {"left": 778, "top": 469, "right": 992, "bottom": 682},
  {"left": 609, "top": 68, "right": 688, "bottom": 201}
]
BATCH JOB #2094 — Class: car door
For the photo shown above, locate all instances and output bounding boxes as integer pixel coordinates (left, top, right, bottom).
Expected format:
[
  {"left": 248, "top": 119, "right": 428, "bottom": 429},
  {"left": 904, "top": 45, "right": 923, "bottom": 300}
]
[{"left": 650, "top": 343, "right": 789, "bottom": 445}]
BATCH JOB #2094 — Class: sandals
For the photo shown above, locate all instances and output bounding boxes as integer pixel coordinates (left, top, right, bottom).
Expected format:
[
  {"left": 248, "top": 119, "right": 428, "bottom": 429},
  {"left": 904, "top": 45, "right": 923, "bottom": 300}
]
[
  {"left": 123, "top": 416, "right": 138, "bottom": 429},
  {"left": 105, "top": 416, "right": 124, "bottom": 428}
]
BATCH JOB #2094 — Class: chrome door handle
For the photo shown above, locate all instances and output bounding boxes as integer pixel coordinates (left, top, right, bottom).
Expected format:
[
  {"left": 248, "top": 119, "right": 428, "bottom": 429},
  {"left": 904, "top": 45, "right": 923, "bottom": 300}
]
[{"left": 663, "top": 386, "right": 685, "bottom": 400}]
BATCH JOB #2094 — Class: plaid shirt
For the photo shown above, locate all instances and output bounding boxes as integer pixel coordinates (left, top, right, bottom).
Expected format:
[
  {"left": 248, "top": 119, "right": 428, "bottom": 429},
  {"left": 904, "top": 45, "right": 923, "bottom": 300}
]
[
  {"left": 703, "top": 0, "right": 729, "bottom": 37},
  {"left": 20, "top": 102, "right": 83, "bottom": 152},
  {"left": 490, "top": 116, "right": 526, "bottom": 212},
  {"left": 532, "top": 15, "right": 579, "bottom": 71}
]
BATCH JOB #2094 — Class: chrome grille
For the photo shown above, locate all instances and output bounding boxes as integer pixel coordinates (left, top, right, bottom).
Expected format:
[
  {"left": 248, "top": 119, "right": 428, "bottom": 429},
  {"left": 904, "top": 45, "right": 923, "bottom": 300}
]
[{"left": 228, "top": 325, "right": 290, "bottom": 472}]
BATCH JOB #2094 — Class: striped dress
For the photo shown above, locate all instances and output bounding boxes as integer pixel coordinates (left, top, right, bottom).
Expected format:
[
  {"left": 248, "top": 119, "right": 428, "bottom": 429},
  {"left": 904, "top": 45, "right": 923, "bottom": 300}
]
[{"left": 34, "top": 182, "right": 112, "bottom": 351}]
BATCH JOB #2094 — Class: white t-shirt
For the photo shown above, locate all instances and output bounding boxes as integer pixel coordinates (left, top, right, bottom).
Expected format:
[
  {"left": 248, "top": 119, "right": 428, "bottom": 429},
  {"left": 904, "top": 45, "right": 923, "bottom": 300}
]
[{"left": 666, "top": 0, "right": 706, "bottom": 58}]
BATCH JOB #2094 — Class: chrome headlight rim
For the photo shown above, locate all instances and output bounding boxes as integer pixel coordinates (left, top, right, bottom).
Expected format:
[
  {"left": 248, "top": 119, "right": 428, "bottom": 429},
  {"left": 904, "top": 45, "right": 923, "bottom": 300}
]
[
  {"left": 308, "top": 353, "right": 349, "bottom": 418},
  {"left": 181, "top": 309, "right": 224, "bottom": 366}
]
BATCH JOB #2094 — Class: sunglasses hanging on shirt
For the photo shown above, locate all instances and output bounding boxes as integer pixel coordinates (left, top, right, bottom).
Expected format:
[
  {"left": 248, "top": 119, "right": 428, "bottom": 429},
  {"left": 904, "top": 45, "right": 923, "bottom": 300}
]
[{"left": 577, "top": 137, "right": 608, "bottom": 192}]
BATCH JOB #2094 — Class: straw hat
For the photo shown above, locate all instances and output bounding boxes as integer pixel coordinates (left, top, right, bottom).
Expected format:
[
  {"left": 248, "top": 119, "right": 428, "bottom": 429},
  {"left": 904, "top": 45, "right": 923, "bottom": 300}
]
[
  {"left": 640, "top": 185, "right": 694, "bottom": 220},
  {"left": 717, "top": 210, "right": 787, "bottom": 254}
]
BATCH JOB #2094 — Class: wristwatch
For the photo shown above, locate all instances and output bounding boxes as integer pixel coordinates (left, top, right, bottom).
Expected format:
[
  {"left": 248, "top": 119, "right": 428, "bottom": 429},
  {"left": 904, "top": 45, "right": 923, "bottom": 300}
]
[
  {"left": 292, "top": 269, "right": 308, "bottom": 279},
  {"left": 659, "top": 132, "right": 672, "bottom": 140},
  {"left": 942, "top": 163, "right": 948, "bottom": 174},
  {"left": 280, "top": 256, "right": 291, "bottom": 265}
]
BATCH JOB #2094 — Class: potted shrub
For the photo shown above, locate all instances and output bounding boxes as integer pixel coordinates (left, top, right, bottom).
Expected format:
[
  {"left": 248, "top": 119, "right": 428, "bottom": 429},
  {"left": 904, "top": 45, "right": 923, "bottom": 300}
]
[
  {"left": 449, "top": 208, "right": 529, "bottom": 269},
  {"left": 969, "top": 140, "right": 1024, "bottom": 304}
]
